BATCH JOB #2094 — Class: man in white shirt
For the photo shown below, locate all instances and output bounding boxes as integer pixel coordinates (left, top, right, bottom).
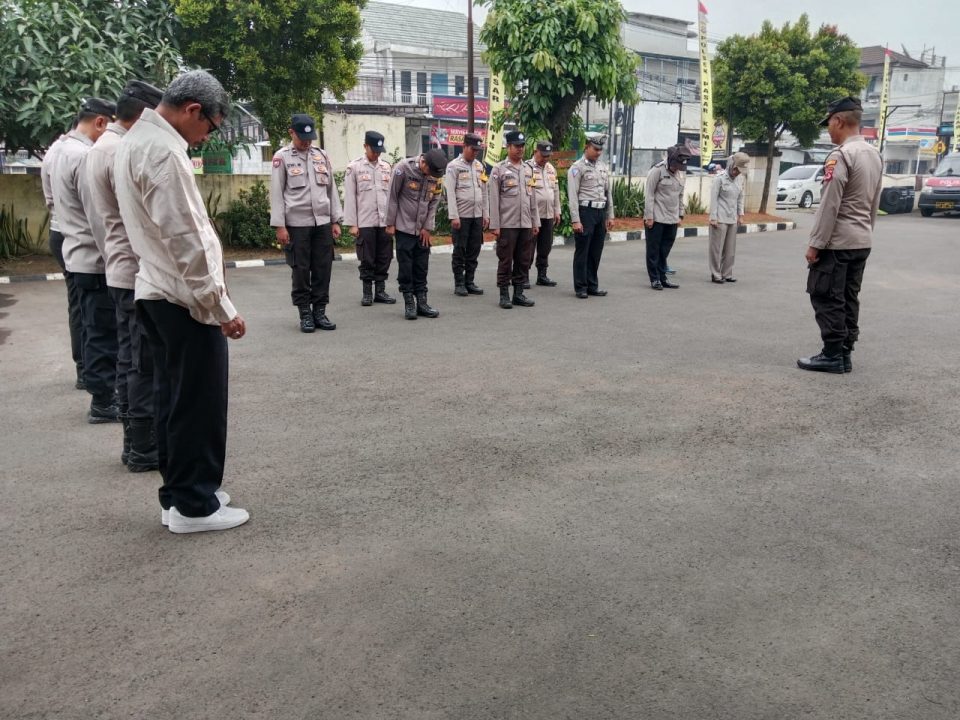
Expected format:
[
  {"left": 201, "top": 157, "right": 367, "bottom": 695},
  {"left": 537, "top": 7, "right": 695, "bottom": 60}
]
[{"left": 115, "top": 70, "right": 249, "bottom": 533}]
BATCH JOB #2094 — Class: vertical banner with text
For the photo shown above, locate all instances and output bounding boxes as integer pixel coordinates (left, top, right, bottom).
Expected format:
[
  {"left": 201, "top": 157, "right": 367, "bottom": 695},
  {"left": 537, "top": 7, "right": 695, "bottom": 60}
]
[
  {"left": 877, "top": 48, "right": 892, "bottom": 151},
  {"left": 697, "top": 2, "right": 713, "bottom": 167},
  {"left": 485, "top": 74, "right": 505, "bottom": 165},
  {"left": 954, "top": 91, "right": 960, "bottom": 153}
]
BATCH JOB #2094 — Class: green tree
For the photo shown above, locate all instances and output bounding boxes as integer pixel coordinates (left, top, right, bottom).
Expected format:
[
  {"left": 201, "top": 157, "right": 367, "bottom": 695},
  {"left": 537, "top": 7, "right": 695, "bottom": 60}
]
[
  {"left": 0, "top": 0, "right": 181, "bottom": 156},
  {"left": 175, "top": 0, "right": 364, "bottom": 149},
  {"left": 713, "top": 15, "right": 864, "bottom": 212},
  {"left": 479, "top": 0, "right": 639, "bottom": 148}
]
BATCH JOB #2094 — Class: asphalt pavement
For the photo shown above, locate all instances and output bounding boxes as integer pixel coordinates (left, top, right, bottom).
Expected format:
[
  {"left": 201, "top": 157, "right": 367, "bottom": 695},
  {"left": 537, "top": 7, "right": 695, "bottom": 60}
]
[{"left": 1, "top": 211, "right": 959, "bottom": 719}]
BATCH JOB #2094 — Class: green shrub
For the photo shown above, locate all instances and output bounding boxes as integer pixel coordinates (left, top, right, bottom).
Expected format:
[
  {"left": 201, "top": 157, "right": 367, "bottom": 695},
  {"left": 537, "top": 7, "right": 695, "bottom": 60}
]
[
  {"left": 0, "top": 205, "right": 48, "bottom": 260},
  {"left": 219, "top": 181, "right": 275, "bottom": 249},
  {"left": 612, "top": 178, "right": 645, "bottom": 218},
  {"left": 684, "top": 192, "right": 707, "bottom": 215}
]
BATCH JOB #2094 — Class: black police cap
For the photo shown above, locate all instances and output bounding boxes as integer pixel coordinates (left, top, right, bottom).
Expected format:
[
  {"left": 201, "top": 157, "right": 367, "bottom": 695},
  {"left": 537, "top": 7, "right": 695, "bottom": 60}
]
[
  {"left": 80, "top": 97, "right": 117, "bottom": 119},
  {"left": 364, "top": 130, "right": 385, "bottom": 151},
  {"left": 120, "top": 80, "right": 164, "bottom": 109},
  {"left": 504, "top": 130, "right": 526, "bottom": 145},
  {"left": 423, "top": 149, "right": 448, "bottom": 178},
  {"left": 535, "top": 140, "right": 553, "bottom": 155},
  {"left": 290, "top": 113, "right": 317, "bottom": 140},
  {"left": 463, "top": 133, "right": 483, "bottom": 148},
  {"left": 586, "top": 135, "right": 606, "bottom": 149},
  {"left": 819, "top": 96, "right": 863, "bottom": 126}
]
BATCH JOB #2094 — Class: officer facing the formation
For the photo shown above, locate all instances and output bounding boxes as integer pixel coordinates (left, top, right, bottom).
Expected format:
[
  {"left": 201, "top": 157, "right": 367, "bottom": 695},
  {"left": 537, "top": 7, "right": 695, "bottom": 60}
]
[
  {"left": 524, "top": 140, "right": 561, "bottom": 288},
  {"left": 445, "top": 132, "right": 488, "bottom": 297},
  {"left": 386, "top": 149, "right": 448, "bottom": 320},
  {"left": 269, "top": 114, "right": 342, "bottom": 333},
  {"left": 343, "top": 130, "right": 396, "bottom": 307},
  {"left": 644, "top": 144, "right": 691, "bottom": 290},
  {"left": 489, "top": 130, "right": 540, "bottom": 309},
  {"left": 798, "top": 96, "right": 883, "bottom": 374},
  {"left": 84, "top": 80, "right": 164, "bottom": 471},
  {"left": 568, "top": 135, "right": 614, "bottom": 299},
  {"left": 52, "top": 97, "right": 119, "bottom": 422}
]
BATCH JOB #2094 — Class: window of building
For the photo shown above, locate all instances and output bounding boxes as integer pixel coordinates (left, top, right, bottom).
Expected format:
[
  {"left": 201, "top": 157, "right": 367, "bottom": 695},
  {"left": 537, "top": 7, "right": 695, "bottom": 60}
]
[
  {"left": 431, "top": 73, "right": 448, "bottom": 96},
  {"left": 483, "top": 77, "right": 489, "bottom": 97},
  {"left": 400, "top": 71, "right": 411, "bottom": 103},
  {"left": 903, "top": 73, "right": 909, "bottom": 82},
  {"left": 455, "top": 75, "right": 465, "bottom": 95},
  {"left": 417, "top": 72, "right": 427, "bottom": 105}
]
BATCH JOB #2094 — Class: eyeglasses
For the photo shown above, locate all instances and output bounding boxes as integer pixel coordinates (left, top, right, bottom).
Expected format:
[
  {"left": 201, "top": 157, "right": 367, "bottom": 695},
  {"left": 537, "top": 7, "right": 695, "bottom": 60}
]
[{"left": 200, "top": 107, "right": 221, "bottom": 136}]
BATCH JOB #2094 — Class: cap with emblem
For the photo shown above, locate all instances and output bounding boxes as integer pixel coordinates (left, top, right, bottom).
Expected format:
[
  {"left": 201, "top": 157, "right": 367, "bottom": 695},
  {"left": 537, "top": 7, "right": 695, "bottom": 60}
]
[
  {"left": 364, "top": 130, "right": 385, "bottom": 152},
  {"left": 504, "top": 130, "right": 526, "bottom": 146},
  {"left": 586, "top": 135, "right": 606, "bottom": 149},
  {"left": 423, "top": 149, "right": 448, "bottom": 178},
  {"left": 463, "top": 133, "right": 483, "bottom": 148},
  {"left": 79, "top": 97, "right": 117, "bottom": 120},
  {"left": 819, "top": 96, "right": 863, "bottom": 126},
  {"left": 290, "top": 113, "right": 317, "bottom": 140},
  {"left": 536, "top": 140, "right": 553, "bottom": 156},
  {"left": 120, "top": 80, "right": 164, "bottom": 109}
]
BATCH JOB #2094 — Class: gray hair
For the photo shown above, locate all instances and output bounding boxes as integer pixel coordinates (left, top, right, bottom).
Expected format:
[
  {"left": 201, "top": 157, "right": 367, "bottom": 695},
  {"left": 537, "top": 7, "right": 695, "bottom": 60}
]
[{"left": 162, "top": 70, "right": 231, "bottom": 119}]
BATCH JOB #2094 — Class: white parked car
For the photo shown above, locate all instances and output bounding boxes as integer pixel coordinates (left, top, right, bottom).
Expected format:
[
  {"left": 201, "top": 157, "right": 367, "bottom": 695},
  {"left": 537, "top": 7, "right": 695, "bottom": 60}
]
[{"left": 776, "top": 164, "right": 825, "bottom": 209}]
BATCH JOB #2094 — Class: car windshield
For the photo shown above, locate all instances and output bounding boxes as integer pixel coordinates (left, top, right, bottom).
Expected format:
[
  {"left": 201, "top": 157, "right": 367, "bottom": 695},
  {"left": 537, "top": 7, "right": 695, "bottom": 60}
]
[
  {"left": 933, "top": 156, "right": 960, "bottom": 177},
  {"left": 780, "top": 166, "right": 817, "bottom": 180}
]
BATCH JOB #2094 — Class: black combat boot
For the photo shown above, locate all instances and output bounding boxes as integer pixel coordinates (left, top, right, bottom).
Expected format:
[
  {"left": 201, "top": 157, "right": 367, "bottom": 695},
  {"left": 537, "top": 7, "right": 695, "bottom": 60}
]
[
  {"left": 512, "top": 284, "right": 535, "bottom": 307},
  {"left": 403, "top": 292, "right": 417, "bottom": 320},
  {"left": 374, "top": 281, "right": 396, "bottom": 304},
  {"left": 464, "top": 275, "right": 484, "bottom": 295},
  {"left": 313, "top": 305, "right": 337, "bottom": 331},
  {"left": 842, "top": 345, "right": 853, "bottom": 373},
  {"left": 536, "top": 268, "right": 557, "bottom": 286},
  {"left": 361, "top": 281, "right": 373, "bottom": 306},
  {"left": 499, "top": 286, "right": 513, "bottom": 309},
  {"left": 89, "top": 396, "right": 120, "bottom": 424},
  {"left": 523, "top": 274, "right": 532, "bottom": 290},
  {"left": 416, "top": 292, "right": 439, "bottom": 318},
  {"left": 120, "top": 408, "right": 131, "bottom": 465},
  {"left": 454, "top": 271, "right": 468, "bottom": 297},
  {"left": 298, "top": 305, "right": 315, "bottom": 333},
  {"left": 796, "top": 351, "right": 845, "bottom": 374},
  {"left": 127, "top": 418, "right": 159, "bottom": 473}
]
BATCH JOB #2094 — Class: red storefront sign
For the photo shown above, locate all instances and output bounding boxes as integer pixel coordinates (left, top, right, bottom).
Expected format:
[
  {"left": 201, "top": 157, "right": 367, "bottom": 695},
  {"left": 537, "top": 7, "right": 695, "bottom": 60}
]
[
  {"left": 861, "top": 127, "right": 878, "bottom": 140},
  {"left": 432, "top": 95, "right": 493, "bottom": 121},
  {"left": 430, "top": 125, "right": 488, "bottom": 147}
]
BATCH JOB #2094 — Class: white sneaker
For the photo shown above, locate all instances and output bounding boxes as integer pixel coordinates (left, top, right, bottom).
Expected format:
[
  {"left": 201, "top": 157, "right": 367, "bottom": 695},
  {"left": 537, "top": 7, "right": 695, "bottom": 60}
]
[
  {"left": 168, "top": 505, "right": 249, "bottom": 534},
  {"left": 161, "top": 489, "right": 231, "bottom": 527}
]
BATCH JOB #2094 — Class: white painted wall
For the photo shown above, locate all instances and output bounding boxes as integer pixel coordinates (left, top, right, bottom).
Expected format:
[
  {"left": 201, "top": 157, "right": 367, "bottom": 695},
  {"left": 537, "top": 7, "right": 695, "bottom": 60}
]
[{"left": 323, "top": 113, "right": 408, "bottom": 171}]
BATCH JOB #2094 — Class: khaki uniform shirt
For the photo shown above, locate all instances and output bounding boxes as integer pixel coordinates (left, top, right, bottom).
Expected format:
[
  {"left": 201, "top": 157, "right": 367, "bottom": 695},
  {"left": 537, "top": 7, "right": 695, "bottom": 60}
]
[
  {"left": 269, "top": 145, "right": 342, "bottom": 228},
  {"left": 444, "top": 155, "right": 488, "bottom": 221},
  {"left": 54, "top": 130, "right": 102, "bottom": 274},
  {"left": 644, "top": 162, "right": 685, "bottom": 225},
  {"left": 385, "top": 157, "right": 443, "bottom": 235},
  {"left": 808, "top": 135, "right": 883, "bottom": 251},
  {"left": 489, "top": 159, "right": 540, "bottom": 230},
  {"left": 114, "top": 109, "right": 236, "bottom": 325},
  {"left": 42, "top": 135, "right": 67, "bottom": 233},
  {"left": 567, "top": 156, "right": 613, "bottom": 224},
  {"left": 343, "top": 155, "right": 392, "bottom": 228},
  {"left": 708, "top": 169, "right": 744, "bottom": 225},
  {"left": 85, "top": 123, "right": 138, "bottom": 289},
  {"left": 525, "top": 158, "right": 561, "bottom": 220}
]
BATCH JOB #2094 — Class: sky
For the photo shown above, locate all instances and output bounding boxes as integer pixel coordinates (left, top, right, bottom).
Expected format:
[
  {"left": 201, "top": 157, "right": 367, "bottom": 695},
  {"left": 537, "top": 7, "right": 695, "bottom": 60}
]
[{"left": 401, "top": 0, "right": 960, "bottom": 86}]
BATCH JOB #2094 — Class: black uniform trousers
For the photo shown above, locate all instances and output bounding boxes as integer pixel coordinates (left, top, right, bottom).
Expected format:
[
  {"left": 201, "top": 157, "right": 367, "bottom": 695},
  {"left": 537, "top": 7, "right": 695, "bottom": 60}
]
[
  {"left": 108, "top": 287, "right": 154, "bottom": 420},
  {"left": 451, "top": 216, "right": 484, "bottom": 283},
  {"left": 138, "top": 299, "right": 227, "bottom": 518},
  {"left": 73, "top": 272, "right": 118, "bottom": 402},
  {"left": 357, "top": 226, "right": 393, "bottom": 283},
  {"left": 496, "top": 228, "right": 535, "bottom": 287},
  {"left": 395, "top": 230, "right": 431, "bottom": 294},
  {"left": 285, "top": 224, "right": 334, "bottom": 307},
  {"left": 573, "top": 207, "right": 607, "bottom": 292},
  {"left": 49, "top": 230, "right": 84, "bottom": 378},
  {"left": 645, "top": 221, "right": 678, "bottom": 284},
  {"left": 807, "top": 248, "right": 871, "bottom": 356},
  {"left": 535, "top": 217, "right": 555, "bottom": 272}
]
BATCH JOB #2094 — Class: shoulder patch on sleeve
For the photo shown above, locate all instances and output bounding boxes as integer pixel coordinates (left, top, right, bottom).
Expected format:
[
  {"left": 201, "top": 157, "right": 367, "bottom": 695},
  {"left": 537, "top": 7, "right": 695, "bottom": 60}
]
[
  {"left": 273, "top": 158, "right": 281, "bottom": 168},
  {"left": 570, "top": 167, "right": 579, "bottom": 177},
  {"left": 823, "top": 158, "right": 838, "bottom": 183},
  {"left": 345, "top": 166, "right": 352, "bottom": 175},
  {"left": 395, "top": 168, "right": 403, "bottom": 175}
]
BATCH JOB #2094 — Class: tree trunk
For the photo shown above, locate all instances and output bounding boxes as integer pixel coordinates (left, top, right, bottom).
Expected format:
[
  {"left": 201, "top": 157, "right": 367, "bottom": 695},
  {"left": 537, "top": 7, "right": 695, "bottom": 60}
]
[
  {"left": 759, "top": 126, "right": 776, "bottom": 214},
  {"left": 544, "top": 81, "right": 587, "bottom": 148}
]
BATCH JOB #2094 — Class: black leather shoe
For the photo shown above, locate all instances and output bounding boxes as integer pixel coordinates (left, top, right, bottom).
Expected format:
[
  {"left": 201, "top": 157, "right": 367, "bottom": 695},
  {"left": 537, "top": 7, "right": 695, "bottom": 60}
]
[
  {"left": 403, "top": 292, "right": 417, "bottom": 320},
  {"left": 127, "top": 418, "right": 159, "bottom": 472},
  {"left": 536, "top": 273, "right": 557, "bottom": 287},
  {"left": 651, "top": 281, "right": 663, "bottom": 290},
  {"left": 661, "top": 280, "right": 680, "bottom": 289},
  {"left": 711, "top": 277, "right": 724, "bottom": 284},
  {"left": 512, "top": 285, "right": 534, "bottom": 307},
  {"left": 797, "top": 352, "right": 845, "bottom": 374},
  {"left": 724, "top": 277, "right": 737, "bottom": 283},
  {"left": 374, "top": 281, "right": 396, "bottom": 304},
  {"left": 415, "top": 292, "right": 439, "bottom": 318},
  {"left": 361, "top": 281, "right": 373, "bottom": 306},
  {"left": 313, "top": 305, "right": 337, "bottom": 331},
  {"left": 89, "top": 400, "right": 121, "bottom": 424},
  {"left": 576, "top": 290, "right": 588, "bottom": 299},
  {"left": 465, "top": 281, "right": 484, "bottom": 295},
  {"left": 842, "top": 348, "right": 853, "bottom": 373},
  {"left": 454, "top": 283, "right": 468, "bottom": 297},
  {"left": 587, "top": 288, "right": 608, "bottom": 296},
  {"left": 298, "top": 306, "right": 315, "bottom": 333},
  {"left": 499, "top": 287, "right": 513, "bottom": 308}
]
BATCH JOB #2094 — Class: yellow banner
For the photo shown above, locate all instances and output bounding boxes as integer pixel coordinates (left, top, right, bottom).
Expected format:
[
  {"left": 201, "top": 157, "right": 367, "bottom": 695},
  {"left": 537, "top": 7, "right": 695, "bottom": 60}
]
[
  {"left": 485, "top": 74, "right": 505, "bottom": 165},
  {"left": 697, "top": 2, "right": 713, "bottom": 167},
  {"left": 877, "top": 49, "right": 891, "bottom": 148},
  {"left": 954, "top": 91, "right": 960, "bottom": 153}
]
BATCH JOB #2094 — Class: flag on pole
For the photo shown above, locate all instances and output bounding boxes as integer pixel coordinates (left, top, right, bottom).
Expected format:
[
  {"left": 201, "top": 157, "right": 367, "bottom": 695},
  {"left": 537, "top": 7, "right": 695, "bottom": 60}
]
[
  {"left": 877, "top": 48, "right": 892, "bottom": 150},
  {"left": 485, "top": 74, "right": 506, "bottom": 165},
  {"left": 697, "top": 1, "right": 713, "bottom": 167}
]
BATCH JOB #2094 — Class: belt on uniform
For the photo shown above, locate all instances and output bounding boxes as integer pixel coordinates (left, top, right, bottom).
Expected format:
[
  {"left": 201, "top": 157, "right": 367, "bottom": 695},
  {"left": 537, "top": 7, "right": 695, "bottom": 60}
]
[{"left": 580, "top": 201, "right": 607, "bottom": 209}]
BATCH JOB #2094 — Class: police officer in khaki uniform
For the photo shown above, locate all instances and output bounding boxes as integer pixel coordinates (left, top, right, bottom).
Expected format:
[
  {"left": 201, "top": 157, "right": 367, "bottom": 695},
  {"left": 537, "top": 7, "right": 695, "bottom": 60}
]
[
  {"left": 568, "top": 135, "right": 613, "bottom": 299},
  {"left": 269, "top": 114, "right": 342, "bottom": 333},
  {"left": 385, "top": 149, "right": 448, "bottom": 320},
  {"left": 707, "top": 151, "right": 749, "bottom": 283},
  {"left": 644, "top": 144, "right": 691, "bottom": 290},
  {"left": 343, "top": 130, "right": 396, "bottom": 307},
  {"left": 798, "top": 97, "right": 883, "bottom": 374},
  {"left": 524, "top": 140, "right": 561, "bottom": 288},
  {"left": 445, "top": 132, "right": 488, "bottom": 297},
  {"left": 489, "top": 130, "right": 540, "bottom": 309},
  {"left": 52, "top": 97, "right": 119, "bottom": 422}
]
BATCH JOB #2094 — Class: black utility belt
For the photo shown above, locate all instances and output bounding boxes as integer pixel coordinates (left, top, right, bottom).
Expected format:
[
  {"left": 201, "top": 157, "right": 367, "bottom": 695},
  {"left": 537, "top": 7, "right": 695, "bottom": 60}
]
[{"left": 580, "top": 201, "right": 607, "bottom": 209}]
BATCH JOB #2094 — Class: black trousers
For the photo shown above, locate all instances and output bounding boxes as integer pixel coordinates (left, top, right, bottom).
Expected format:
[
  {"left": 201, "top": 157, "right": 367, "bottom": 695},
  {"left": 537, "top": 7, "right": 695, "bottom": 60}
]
[
  {"left": 451, "top": 216, "right": 483, "bottom": 282},
  {"left": 73, "top": 272, "right": 118, "bottom": 402},
  {"left": 807, "top": 248, "right": 871, "bottom": 356},
  {"left": 645, "top": 221, "right": 678, "bottom": 283},
  {"left": 108, "top": 287, "right": 154, "bottom": 420},
  {"left": 395, "top": 230, "right": 430, "bottom": 294},
  {"left": 49, "top": 230, "right": 84, "bottom": 377},
  {"left": 138, "top": 299, "right": 227, "bottom": 517},
  {"left": 357, "top": 226, "right": 393, "bottom": 283},
  {"left": 535, "top": 217, "right": 555, "bottom": 272},
  {"left": 285, "top": 224, "right": 333, "bottom": 307},
  {"left": 573, "top": 207, "right": 607, "bottom": 292},
  {"left": 496, "top": 228, "right": 535, "bottom": 287}
]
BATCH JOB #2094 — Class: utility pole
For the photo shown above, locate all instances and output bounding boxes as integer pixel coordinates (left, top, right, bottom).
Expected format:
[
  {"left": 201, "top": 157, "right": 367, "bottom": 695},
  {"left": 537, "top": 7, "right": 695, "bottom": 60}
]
[
  {"left": 467, "top": 0, "right": 475, "bottom": 133},
  {"left": 878, "top": 103, "right": 921, "bottom": 154}
]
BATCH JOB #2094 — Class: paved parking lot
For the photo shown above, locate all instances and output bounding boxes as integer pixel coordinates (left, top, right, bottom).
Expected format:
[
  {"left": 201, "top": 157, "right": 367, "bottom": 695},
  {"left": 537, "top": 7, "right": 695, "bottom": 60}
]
[{"left": 1, "top": 212, "right": 959, "bottom": 719}]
